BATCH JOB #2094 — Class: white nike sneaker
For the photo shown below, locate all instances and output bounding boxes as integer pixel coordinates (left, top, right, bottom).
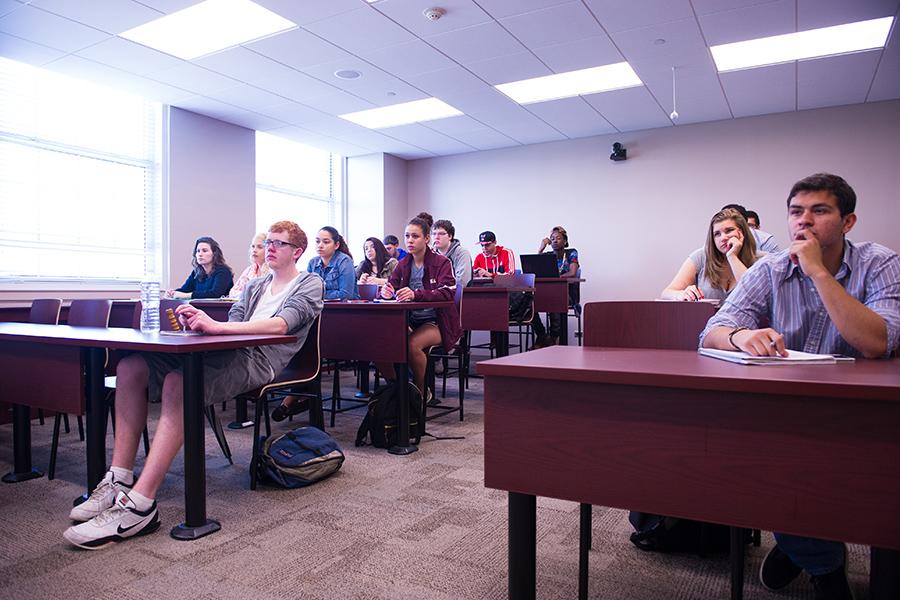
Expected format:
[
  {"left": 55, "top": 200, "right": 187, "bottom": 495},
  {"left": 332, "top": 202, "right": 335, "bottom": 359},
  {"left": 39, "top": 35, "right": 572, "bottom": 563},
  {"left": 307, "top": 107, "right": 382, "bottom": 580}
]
[
  {"left": 69, "top": 471, "right": 133, "bottom": 522},
  {"left": 64, "top": 491, "right": 160, "bottom": 550}
]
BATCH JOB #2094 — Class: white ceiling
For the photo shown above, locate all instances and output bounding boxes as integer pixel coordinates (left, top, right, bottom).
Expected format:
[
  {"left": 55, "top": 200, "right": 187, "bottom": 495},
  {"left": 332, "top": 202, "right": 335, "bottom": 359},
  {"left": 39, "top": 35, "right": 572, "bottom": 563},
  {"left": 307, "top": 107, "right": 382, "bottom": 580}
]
[{"left": 1, "top": 0, "right": 898, "bottom": 159}]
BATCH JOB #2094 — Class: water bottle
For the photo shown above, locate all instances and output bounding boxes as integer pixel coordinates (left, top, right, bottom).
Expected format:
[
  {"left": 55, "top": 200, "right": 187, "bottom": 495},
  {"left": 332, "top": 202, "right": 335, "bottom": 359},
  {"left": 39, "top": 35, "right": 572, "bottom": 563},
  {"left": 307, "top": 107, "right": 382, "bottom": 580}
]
[{"left": 140, "top": 280, "right": 160, "bottom": 334}]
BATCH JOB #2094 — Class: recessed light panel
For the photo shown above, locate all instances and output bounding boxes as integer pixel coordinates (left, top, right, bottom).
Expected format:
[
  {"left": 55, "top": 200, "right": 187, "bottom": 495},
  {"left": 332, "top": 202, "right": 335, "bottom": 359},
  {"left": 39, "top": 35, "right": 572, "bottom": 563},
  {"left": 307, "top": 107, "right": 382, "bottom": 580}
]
[
  {"left": 711, "top": 16, "right": 893, "bottom": 72},
  {"left": 339, "top": 98, "right": 463, "bottom": 129},
  {"left": 119, "top": 0, "right": 297, "bottom": 61},
  {"left": 495, "top": 63, "right": 643, "bottom": 105}
]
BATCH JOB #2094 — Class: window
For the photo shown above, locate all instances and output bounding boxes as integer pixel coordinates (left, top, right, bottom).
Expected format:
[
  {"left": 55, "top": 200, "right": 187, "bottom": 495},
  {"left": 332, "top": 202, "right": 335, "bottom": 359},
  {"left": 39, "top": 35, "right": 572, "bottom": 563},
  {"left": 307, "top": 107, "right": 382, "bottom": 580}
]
[
  {"left": 255, "top": 131, "right": 343, "bottom": 263},
  {"left": 0, "top": 57, "right": 162, "bottom": 288}
]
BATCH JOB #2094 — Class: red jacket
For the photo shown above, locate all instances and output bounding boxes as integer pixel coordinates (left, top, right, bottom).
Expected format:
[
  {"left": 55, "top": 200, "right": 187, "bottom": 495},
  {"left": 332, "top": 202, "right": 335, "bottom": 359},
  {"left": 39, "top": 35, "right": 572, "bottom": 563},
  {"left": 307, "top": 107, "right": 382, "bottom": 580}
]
[
  {"left": 473, "top": 245, "right": 515, "bottom": 277},
  {"left": 388, "top": 247, "right": 462, "bottom": 352}
]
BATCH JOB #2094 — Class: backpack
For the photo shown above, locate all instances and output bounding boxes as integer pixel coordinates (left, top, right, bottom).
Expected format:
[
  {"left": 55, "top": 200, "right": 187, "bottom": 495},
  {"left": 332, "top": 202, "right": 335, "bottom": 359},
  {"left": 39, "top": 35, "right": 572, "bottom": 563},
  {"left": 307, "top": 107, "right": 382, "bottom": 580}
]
[
  {"left": 355, "top": 382, "right": 422, "bottom": 448},
  {"left": 628, "top": 512, "right": 732, "bottom": 555},
  {"left": 508, "top": 291, "right": 534, "bottom": 323},
  {"left": 256, "top": 426, "right": 345, "bottom": 489}
]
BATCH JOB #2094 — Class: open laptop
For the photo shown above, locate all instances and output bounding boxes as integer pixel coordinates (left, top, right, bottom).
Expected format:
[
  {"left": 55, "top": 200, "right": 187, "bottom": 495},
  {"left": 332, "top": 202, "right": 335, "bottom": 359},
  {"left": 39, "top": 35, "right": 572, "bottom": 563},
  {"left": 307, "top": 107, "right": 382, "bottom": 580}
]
[{"left": 519, "top": 253, "right": 559, "bottom": 278}]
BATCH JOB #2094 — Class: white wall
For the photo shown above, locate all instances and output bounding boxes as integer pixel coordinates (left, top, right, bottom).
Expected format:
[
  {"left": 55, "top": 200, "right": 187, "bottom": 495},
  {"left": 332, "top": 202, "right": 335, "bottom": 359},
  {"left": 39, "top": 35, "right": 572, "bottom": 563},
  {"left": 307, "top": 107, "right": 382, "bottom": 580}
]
[
  {"left": 346, "top": 152, "right": 409, "bottom": 257},
  {"left": 407, "top": 100, "right": 900, "bottom": 304},
  {"left": 167, "top": 107, "right": 255, "bottom": 289}
]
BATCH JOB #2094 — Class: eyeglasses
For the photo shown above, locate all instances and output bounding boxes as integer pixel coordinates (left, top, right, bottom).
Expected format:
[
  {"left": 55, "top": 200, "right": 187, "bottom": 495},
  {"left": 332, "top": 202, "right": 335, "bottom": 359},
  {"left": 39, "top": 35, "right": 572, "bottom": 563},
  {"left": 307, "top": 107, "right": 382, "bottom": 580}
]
[{"left": 263, "top": 239, "right": 297, "bottom": 249}]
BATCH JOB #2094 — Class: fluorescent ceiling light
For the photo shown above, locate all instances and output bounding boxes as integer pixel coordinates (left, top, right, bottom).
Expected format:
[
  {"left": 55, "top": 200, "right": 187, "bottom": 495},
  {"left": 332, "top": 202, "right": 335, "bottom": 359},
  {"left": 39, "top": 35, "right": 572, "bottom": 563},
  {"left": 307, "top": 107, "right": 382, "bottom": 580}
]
[
  {"left": 339, "top": 98, "right": 463, "bottom": 129},
  {"left": 119, "top": 0, "right": 297, "bottom": 60},
  {"left": 711, "top": 16, "right": 893, "bottom": 72},
  {"left": 495, "top": 62, "right": 643, "bottom": 105}
]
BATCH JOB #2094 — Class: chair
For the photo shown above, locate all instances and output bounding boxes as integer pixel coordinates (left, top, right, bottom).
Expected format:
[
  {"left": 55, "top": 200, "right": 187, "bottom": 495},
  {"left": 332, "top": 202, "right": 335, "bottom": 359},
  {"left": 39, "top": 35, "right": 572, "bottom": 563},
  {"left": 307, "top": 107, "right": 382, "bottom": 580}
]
[
  {"left": 243, "top": 316, "right": 323, "bottom": 490},
  {"left": 567, "top": 267, "right": 583, "bottom": 346},
  {"left": 498, "top": 272, "right": 535, "bottom": 353},
  {"left": 576, "top": 301, "right": 756, "bottom": 599},
  {"left": 29, "top": 299, "right": 62, "bottom": 426},
  {"left": 48, "top": 299, "right": 112, "bottom": 479},
  {"left": 425, "top": 282, "right": 466, "bottom": 423}
]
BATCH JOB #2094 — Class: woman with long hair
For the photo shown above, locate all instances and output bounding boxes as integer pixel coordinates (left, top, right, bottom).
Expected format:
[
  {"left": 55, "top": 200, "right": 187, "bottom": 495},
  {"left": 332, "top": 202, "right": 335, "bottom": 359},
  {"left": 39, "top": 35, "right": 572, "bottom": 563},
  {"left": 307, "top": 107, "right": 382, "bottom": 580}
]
[
  {"left": 356, "top": 237, "right": 398, "bottom": 285},
  {"left": 306, "top": 226, "right": 358, "bottom": 300},
  {"left": 228, "top": 232, "right": 269, "bottom": 298},
  {"left": 166, "top": 236, "right": 233, "bottom": 299},
  {"left": 662, "top": 208, "right": 761, "bottom": 301}
]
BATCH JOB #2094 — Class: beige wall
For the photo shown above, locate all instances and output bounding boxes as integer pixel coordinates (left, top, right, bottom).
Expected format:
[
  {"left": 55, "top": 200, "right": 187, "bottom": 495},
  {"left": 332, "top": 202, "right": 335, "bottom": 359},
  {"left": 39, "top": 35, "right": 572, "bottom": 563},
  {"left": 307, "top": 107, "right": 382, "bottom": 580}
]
[
  {"left": 346, "top": 152, "right": 409, "bottom": 255},
  {"left": 407, "top": 100, "right": 900, "bottom": 304},
  {"left": 166, "top": 108, "right": 256, "bottom": 290}
]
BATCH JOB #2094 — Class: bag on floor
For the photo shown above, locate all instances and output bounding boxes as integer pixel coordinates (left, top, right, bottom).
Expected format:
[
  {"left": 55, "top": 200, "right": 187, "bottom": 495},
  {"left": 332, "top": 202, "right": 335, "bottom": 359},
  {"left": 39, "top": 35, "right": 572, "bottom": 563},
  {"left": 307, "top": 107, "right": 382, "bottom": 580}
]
[
  {"left": 257, "top": 426, "right": 345, "bottom": 489},
  {"left": 355, "top": 381, "right": 422, "bottom": 448},
  {"left": 628, "top": 512, "right": 731, "bottom": 554}
]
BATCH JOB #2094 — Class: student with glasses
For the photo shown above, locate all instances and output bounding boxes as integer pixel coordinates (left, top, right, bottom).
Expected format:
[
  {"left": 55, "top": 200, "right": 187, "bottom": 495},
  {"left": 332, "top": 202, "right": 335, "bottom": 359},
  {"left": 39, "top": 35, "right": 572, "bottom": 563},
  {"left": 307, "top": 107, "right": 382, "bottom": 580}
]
[{"left": 64, "top": 221, "right": 324, "bottom": 550}]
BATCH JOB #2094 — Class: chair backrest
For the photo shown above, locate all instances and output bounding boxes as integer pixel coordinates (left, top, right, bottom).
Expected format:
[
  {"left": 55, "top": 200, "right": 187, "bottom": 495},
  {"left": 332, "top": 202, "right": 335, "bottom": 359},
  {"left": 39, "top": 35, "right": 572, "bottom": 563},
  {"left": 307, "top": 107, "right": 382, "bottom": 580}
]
[
  {"left": 67, "top": 299, "right": 112, "bottom": 327},
  {"left": 29, "top": 299, "right": 62, "bottom": 324},
  {"left": 358, "top": 283, "right": 379, "bottom": 300},
  {"left": 272, "top": 316, "right": 321, "bottom": 385},
  {"left": 494, "top": 271, "right": 535, "bottom": 288},
  {"left": 583, "top": 301, "right": 717, "bottom": 350}
]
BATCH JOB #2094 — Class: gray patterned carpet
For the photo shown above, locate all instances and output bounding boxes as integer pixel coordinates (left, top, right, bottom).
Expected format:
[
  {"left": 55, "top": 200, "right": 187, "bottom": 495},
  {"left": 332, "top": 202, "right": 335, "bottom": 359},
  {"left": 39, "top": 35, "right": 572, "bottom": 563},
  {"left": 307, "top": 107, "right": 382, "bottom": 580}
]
[{"left": 0, "top": 367, "right": 871, "bottom": 599}]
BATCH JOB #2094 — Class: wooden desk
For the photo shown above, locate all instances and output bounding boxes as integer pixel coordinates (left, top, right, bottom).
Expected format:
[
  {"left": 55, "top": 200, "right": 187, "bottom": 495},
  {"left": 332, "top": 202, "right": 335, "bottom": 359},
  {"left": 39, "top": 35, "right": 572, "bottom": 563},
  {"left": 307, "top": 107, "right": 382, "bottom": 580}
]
[
  {"left": 479, "top": 346, "right": 900, "bottom": 599},
  {"left": 462, "top": 285, "right": 532, "bottom": 357},
  {"left": 532, "top": 278, "right": 584, "bottom": 345},
  {"left": 0, "top": 323, "right": 294, "bottom": 540},
  {"left": 320, "top": 300, "right": 454, "bottom": 455}
]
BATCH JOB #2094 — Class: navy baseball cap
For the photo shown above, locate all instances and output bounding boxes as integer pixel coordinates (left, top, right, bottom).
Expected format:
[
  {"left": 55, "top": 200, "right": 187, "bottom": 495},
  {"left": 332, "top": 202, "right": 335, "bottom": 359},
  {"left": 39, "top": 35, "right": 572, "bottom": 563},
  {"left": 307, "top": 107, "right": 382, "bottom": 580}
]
[{"left": 479, "top": 231, "right": 496, "bottom": 243}]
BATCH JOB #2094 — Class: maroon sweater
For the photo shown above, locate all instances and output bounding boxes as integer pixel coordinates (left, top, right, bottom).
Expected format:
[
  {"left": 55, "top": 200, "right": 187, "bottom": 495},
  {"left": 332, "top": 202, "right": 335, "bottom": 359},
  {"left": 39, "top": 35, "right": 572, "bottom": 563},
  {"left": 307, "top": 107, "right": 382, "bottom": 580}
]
[{"left": 388, "top": 247, "right": 462, "bottom": 352}]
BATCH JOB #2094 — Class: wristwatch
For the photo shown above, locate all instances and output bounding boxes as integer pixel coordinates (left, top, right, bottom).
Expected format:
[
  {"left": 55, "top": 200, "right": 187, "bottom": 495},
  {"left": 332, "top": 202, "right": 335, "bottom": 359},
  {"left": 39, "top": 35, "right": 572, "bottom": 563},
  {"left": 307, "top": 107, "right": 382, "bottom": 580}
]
[{"left": 728, "top": 327, "right": 748, "bottom": 350}]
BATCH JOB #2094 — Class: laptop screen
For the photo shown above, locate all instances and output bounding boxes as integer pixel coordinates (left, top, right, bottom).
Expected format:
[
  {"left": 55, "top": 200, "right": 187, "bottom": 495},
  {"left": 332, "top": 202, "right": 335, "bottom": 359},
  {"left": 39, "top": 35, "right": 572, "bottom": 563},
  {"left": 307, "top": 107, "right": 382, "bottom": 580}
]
[{"left": 519, "top": 253, "right": 559, "bottom": 278}]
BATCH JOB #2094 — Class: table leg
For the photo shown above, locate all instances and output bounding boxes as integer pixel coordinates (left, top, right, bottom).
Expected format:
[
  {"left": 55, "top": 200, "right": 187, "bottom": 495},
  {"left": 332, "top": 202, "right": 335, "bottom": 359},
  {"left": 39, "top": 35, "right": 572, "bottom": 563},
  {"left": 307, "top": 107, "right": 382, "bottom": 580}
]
[
  {"left": 355, "top": 361, "right": 371, "bottom": 398},
  {"left": 729, "top": 527, "right": 745, "bottom": 600},
  {"left": 871, "top": 547, "right": 900, "bottom": 600},
  {"left": 578, "top": 503, "right": 591, "bottom": 600},
  {"left": 558, "top": 311, "right": 569, "bottom": 346},
  {"left": 509, "top": 491, "right": 536, "bottom": 600},
  {"left": 388, "top": 360, "right": 417, "bottom": 455},
  {"left": 494, "top": 331, "right": 510, "bottom": 358},
  {"left": 171, "top": 353, "right": 220, "bottom": 540},
  {"left": 73, "top": 347, "right": 107, "bottom": 504},
  {"left": 227, "top": 396, "right": 253, "bottom": 430},
  {"left": 2, "top": 404, "right": 42, "bottom": 483}
]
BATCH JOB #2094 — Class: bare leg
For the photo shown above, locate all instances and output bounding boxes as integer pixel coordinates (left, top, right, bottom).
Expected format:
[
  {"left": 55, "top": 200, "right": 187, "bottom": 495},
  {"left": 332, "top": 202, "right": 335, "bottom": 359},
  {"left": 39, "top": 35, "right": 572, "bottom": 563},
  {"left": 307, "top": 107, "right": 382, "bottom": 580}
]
[
  {"left": 408, "top": 324, "right": 441, "bottom": 396},
  {"left": 131, "top": 371, "right": 185, "bottom": 499},
  {"left": 110, "top": 355, "right": 150, "bottom": 471}
]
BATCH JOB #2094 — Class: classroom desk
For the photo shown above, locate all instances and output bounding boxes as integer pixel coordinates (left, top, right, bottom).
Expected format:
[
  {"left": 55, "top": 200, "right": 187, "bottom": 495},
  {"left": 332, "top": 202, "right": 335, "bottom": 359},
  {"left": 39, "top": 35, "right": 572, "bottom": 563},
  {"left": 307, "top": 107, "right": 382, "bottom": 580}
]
[
  {"left": 320, "top": 300, "right": 454, "bottom": 454},
  {"left": 478, "top": 346, "right": 900, "bottom": 600},
  {"left": 462, "top": 285, "right": 533, "bottom": 357},
  {"left": 0, "top": 322, "right": 294, "bottom": 540},
  {"left": 532, "top": 278, "right": 584, "bottom": 345}
]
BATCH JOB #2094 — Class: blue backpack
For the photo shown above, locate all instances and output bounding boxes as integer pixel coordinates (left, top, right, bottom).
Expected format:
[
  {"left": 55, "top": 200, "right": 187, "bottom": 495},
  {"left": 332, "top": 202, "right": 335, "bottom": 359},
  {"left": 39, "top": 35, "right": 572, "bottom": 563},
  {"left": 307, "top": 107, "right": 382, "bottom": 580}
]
[{"left": 256, "top": 427, "right": 345, "bottom": 489}]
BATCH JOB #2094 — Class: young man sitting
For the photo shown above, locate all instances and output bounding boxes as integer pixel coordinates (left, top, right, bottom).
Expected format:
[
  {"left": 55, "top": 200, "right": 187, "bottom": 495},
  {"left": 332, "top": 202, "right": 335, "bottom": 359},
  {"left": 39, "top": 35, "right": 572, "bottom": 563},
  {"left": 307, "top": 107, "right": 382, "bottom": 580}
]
[
  {"left": 64, "top": 221, "right": 324, "bottom": 549},
  {"left": 701, "top": 173, "right": 899, "bottom": 600}
]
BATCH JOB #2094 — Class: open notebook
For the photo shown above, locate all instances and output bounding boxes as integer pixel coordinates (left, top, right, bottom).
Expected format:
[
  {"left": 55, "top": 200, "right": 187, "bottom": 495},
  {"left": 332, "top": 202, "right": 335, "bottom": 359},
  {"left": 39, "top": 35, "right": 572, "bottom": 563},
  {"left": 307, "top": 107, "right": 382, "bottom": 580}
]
[{"left": 698, "top": 348, "right": 852, "bottom": 365}]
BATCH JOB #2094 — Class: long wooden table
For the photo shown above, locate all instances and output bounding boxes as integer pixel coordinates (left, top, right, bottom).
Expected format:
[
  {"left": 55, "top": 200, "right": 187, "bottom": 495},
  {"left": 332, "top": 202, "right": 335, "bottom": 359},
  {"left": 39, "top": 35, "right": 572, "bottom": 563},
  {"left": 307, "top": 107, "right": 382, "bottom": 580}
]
[
  {"left": 532, "top": 278, "right": 583, "bottom": 345},
  {"left": 462, "top": 285, "right": 533, "bottom": 357},
  {"left": 0, "top": 323, "right": 295, "bottom": 540},
  {"left": 479, "top": 346, "right": 900, "bottom": 599}
]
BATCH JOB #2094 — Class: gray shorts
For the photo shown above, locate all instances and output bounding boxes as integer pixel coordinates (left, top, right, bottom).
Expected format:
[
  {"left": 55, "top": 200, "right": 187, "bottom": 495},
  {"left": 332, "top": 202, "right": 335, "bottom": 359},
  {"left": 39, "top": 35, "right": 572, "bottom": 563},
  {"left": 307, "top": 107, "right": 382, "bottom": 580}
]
[{"left": 140, "top": 348, "right": 275, "bottom": 406}]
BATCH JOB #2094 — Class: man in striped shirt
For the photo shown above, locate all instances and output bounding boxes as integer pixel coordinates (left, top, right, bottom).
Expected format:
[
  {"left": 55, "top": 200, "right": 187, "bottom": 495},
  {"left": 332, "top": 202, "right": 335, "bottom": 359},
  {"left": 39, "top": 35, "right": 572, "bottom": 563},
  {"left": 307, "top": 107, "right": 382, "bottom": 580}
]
[{"left": 701, "top": 173, "right": 899, "bottom": 600}]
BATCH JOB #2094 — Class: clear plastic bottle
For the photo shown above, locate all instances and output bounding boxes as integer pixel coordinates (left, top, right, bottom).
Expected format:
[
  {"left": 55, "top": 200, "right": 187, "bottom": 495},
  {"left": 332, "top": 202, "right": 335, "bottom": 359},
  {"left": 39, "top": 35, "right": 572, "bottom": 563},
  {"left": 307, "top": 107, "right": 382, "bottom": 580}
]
[{"left": 140, "top": 281, "right": 160, "bottom": 333}]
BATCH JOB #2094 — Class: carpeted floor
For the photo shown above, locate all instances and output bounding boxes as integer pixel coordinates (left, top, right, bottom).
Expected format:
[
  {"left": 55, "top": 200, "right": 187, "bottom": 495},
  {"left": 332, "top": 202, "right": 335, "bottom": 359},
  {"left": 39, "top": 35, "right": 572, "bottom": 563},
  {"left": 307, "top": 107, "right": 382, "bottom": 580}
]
[{"left": 0, "top": 368, "right": 871, "bottom": 599}]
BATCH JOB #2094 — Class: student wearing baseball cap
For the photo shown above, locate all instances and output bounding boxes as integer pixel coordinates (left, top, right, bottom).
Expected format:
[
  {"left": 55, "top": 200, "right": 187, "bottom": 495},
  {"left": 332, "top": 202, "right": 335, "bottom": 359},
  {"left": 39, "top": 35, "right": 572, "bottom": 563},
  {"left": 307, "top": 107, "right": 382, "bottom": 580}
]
[{"left": 473, "top": 231, "right": 515, "bottom": 278}]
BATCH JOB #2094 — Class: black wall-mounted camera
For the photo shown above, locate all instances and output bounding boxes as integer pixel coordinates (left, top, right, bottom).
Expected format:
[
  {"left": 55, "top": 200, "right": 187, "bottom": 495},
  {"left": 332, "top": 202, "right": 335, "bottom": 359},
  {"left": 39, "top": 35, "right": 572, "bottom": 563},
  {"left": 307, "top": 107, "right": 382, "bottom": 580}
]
[{"left": 610, "top": 142, "right": 627, "bottom": 162}]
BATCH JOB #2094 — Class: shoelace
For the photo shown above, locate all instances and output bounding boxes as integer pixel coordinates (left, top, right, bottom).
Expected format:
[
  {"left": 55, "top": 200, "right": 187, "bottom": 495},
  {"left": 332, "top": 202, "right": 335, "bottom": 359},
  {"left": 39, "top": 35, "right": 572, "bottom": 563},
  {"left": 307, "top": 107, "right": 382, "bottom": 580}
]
[
  {"left": 87, "top": 477, "right": 115, "bottom": 502},
  {"left": 92, "top": 502, "right": 128, "bottom": 526}
]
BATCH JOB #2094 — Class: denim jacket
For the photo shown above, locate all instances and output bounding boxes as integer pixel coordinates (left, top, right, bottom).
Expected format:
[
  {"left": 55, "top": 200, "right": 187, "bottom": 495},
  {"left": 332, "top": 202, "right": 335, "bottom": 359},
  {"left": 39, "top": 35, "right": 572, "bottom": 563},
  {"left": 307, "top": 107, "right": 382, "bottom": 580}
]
[{"left": 307, "top": 252, "right": 359, "bottom": 300}]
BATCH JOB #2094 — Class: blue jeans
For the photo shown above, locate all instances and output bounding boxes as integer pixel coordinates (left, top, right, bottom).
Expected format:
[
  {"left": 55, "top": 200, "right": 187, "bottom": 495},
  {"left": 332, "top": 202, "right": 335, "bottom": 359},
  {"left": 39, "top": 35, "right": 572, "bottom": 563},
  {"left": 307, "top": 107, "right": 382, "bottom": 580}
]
[{"left": 775, "top": 533, "right": 845, "bottom": 576}]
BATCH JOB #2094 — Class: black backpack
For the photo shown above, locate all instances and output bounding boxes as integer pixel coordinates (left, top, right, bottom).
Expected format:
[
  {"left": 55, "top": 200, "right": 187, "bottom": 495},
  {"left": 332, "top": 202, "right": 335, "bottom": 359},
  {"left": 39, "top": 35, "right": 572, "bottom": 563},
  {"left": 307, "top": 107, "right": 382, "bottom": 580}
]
[
  {"left": 629, "top": 512, "right": 732, "bottom": 555},
  {"left": 355, "top": 382, "right": 422, "bottom": 448}
]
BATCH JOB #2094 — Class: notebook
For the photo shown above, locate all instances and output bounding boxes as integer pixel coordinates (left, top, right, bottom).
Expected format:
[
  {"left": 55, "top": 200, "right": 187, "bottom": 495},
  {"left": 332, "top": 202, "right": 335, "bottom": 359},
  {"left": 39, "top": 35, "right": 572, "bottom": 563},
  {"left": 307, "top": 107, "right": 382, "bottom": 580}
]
[
  {"left": 698, "top": 348, "right": 848, "bottom": 365},
  {"left": 519, "top": 253, "right": 559, "bottom": 278}
]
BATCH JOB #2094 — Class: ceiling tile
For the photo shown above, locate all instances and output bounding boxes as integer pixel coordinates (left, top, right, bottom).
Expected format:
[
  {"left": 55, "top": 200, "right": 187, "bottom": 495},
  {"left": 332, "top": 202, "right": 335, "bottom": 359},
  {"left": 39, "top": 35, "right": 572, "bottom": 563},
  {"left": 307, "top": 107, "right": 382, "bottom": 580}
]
[
  {"left": 360, "top": 40, "right": 457, "bottom": 79},
  {"left": 465, "top": 51, "right": 551, "bottom": 85},
  {"left": 146, "top": 62, "right": 240, "bottom": 95},
  {"left": 426, "top": 21, "right": 526, "bottom": 64},
  {"left": 419, "top": 114, "right": 494, "bottom": 136},
  {"left": 291, "top": 88, "right": 375, "bottom": 115},
  {"left": 582, "top": 86, "right": 671, "bottom": 131},
  {"left": 372, "top": 0, "right": 493, "bottom": 37},
  {"left": 217, "top": 108, "right": 286, "bottom": 132},
  {"left": 692, "top": 0, "right": 782, "bottom": 16},
  {"left": 583, "top": 0, "right": 695, "bottom": 33},
  {"left": 265, "top": 125, "right": 357, "bottom": 153},
  {"left": 524, "top": 97, "right": 617, "bottom": 138},
  {"left": 798, "top": 0, "right": 898, "bottom": 30},
  {"left": 444, "top": 126, "right": 519, "bottom": 150},
  {"left": 0, "top": 1, "right": 23, "bottom": 19},
  {"left": 473, "top": 105, "right": 567, "bottom": 144},
  {"left": 500, "top": 1, "right": 604, "bottom": 48},
  {"left": 207, "top": 84, "right": 289, "bottom": 110},
  {"left": 255, "top": 101, "right": 330, "bottom": 125},
  {"left": 254, "top": 0, "right": 362, "bottom": 26},
  {"left": 699, "top": 0, "right": 796, "bottom": 46},
  {"left": 611, "top": 17, "right": 710, "bottom": 65},
  {"left": 720, "top": 62, "right": 796, "bottom": 118},
  {"left": 798, "top": 51, "right": 881, "bottom": 110},
  {"left": 474, "top": 0, "right": 572, "bottom": 19},
  {"left": 531, "top": 34, "right": 623, "bottom": 73},
  {"left": 75, "top": 37, "right": 184, "bottom": 75},
  {"left": 301, "top": 56, "right": 428, "bottom": 106},
  {"left": 128, "top": 0, "right": 196, "bottom": 14},
  {"left": 0, "top": 31, "right": 66, "bottom": 65},
  {"left": 172, "top": 96, "right": 244, "bottom": 122},
  {"left": 29, "top": 0, "right": 163, "bottom": 34},
  {"left": 405, "top": 65, "right": 486, "bottom": 96},
  {"left": 868, "top": 34, "right": 900, "bottom": 102},
  {"left": 631, "top": 59, "right": 732, "bottom": 124},
  {"left": 243, "top": 28, "right": 352, "bottom": 70},
  {"left": 302, "top": 7, "right": 416, "bottom": 55},
  {"left": 0, "top": 4, "right": 110, "bottom": 52},
  {"left": 377, "top": 123, "right": 477, "bottom": 155}
]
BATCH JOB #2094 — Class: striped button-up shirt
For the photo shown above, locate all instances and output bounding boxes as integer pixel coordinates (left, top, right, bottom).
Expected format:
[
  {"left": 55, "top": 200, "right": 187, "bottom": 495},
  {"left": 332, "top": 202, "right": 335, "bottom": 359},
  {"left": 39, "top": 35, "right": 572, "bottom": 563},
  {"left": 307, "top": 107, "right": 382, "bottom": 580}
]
[{"left": 700, "top": 239, "right": 900, "bottom": 357}]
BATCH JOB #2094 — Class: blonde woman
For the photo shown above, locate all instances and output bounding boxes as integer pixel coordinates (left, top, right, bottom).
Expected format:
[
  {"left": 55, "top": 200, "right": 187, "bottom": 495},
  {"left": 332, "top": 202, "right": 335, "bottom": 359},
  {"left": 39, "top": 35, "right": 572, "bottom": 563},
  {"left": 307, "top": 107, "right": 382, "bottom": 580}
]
[{"left": 228, "top": 233, "right": 269, "bottom": 298}]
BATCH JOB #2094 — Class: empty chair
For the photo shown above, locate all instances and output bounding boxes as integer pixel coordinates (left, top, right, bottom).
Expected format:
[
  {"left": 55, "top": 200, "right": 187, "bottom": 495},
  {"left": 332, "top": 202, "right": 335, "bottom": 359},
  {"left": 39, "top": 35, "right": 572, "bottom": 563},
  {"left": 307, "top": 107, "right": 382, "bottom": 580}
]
[{"left": 29, "top": 299, "right": 62, "bottom": 426}]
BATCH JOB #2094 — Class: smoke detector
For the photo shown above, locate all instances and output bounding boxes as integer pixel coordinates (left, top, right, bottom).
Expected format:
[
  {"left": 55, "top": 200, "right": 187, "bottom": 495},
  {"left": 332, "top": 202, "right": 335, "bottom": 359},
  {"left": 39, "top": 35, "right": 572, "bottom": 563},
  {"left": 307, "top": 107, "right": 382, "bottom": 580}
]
[{"left": 423, "top": 7, "right": 446, "bottom": 21}]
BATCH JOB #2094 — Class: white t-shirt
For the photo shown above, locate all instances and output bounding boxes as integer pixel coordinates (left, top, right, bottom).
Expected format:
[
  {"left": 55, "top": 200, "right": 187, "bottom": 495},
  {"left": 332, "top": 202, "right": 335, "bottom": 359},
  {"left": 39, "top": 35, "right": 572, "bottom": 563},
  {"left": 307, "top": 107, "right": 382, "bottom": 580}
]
[{"left": 249, "top": 274, "right": 301, "bottom": 322}]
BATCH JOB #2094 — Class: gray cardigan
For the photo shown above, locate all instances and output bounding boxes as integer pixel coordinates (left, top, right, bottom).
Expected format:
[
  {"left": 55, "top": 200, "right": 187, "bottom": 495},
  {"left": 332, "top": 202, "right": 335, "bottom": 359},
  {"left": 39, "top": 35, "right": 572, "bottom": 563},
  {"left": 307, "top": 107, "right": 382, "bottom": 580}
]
[{"left": 227, "top": 271, "right": 324, "bottom": 375}]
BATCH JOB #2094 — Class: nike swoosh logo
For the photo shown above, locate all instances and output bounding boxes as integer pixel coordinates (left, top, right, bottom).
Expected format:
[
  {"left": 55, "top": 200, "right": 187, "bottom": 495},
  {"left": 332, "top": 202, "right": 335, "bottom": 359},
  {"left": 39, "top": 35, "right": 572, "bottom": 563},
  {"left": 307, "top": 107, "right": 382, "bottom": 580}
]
[{"left": 117, "top": 521, "right": 145, "bottom": 534}]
